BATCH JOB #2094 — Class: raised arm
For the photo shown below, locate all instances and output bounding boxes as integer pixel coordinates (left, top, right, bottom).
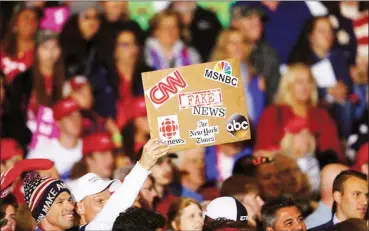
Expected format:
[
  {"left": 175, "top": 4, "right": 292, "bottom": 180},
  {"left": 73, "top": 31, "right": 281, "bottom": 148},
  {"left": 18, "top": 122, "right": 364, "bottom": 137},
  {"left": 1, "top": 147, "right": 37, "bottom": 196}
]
[{"left": 86, "top": 138, "right": 169, "bottom": 230}]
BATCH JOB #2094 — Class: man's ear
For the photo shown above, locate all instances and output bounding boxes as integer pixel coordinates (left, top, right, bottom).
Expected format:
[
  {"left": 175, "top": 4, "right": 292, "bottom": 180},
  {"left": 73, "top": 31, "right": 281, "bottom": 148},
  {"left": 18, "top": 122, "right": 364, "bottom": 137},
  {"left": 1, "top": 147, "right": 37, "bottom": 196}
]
[
  {"left": 76, "top": 202, "right": 85, "bottom": 216},
  {"left": 171, "top": 220, "right": 179, "bottom": 231},
  {"left": 266, "top": 227, "right": 274, "bottom": 231},
  {"left": 333, "top": 191, "right": 342, "bottom": 204},
  {"left": 85, "top": 155, "right": 94, "bottom": 167}
]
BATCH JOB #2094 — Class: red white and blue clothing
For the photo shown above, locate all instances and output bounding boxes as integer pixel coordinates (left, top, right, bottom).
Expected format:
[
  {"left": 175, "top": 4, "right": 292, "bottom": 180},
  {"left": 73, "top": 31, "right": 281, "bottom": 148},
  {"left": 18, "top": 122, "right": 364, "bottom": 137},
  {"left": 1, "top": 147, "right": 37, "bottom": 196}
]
[{"left": 34, "top": 162, "right": 150, "bottom": 231}]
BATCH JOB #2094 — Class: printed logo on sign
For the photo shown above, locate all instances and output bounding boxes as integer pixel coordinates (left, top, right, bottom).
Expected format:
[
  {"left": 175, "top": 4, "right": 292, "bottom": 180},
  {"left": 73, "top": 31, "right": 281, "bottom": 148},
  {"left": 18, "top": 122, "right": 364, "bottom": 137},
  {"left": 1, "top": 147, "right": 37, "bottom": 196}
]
[
  {"left": 226, "top": 114, "right": 249, "bottom": 139},
  {"left": 157, "top": 115, "right": 186, "bottom": 146},
  {"left": 203, "top": 61, "right": 238, "bottom": 87},
  {"left": 189, "top": 120, "right": 219, "bottom": 145},
  {"left": 146, "top": 70, "right": 188, "bottom": 109},
  {"left": 192, "top": 106, "right": 226, "bottom": 118},
  {"left": 178, "top": 88, "right": 223, "bottom": 109}
]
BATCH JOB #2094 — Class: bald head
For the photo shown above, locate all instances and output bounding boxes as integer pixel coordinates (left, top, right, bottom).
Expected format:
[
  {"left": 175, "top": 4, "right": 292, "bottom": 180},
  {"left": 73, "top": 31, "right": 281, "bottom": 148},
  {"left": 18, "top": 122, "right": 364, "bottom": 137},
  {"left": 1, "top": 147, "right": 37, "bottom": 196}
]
[{"left": 320, "top": 164, "right": 349, "bottom": 199}]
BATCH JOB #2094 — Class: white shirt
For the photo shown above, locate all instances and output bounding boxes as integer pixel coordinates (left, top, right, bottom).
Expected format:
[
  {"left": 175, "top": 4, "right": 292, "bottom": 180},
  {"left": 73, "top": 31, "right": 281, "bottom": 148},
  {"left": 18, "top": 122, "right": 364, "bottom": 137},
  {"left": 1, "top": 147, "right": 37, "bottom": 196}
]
[
  {"left": 85, "top": 163, "right": 150, "bottom": 230},
  {"left": 333, "top": 214, "right": 341, "bottom": 225},
  {"left": 218, "top": 152, "right": 234, "bottom": 181},
  {"left": 27, "top": 138, "right": 83, "bottom": 177}
]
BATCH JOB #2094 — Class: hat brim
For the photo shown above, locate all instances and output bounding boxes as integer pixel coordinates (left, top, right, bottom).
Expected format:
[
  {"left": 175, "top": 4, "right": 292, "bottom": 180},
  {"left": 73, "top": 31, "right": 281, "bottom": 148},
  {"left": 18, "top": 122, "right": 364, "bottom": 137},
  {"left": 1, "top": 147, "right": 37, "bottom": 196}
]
[
  {"left": 157, "top": 153, "right": 178, "bottom": 163},
  {"left": 75, "top": 179, "right": 121, "bottom": 202}
]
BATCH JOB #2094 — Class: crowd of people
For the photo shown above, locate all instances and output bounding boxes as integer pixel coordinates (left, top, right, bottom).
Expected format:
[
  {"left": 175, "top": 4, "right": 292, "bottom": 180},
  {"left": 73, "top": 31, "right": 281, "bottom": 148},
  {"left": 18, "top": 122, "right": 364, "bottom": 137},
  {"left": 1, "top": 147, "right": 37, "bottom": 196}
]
[{"left": 0, "top": 1, "right": 368, "bottom": 231}]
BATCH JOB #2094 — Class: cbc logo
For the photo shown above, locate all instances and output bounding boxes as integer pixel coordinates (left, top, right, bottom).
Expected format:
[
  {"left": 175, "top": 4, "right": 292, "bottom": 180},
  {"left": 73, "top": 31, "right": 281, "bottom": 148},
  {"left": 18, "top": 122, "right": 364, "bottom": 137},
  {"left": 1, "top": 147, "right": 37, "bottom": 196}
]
[{"left": 226, "top": 114, "right": 249, "bottom": 138}]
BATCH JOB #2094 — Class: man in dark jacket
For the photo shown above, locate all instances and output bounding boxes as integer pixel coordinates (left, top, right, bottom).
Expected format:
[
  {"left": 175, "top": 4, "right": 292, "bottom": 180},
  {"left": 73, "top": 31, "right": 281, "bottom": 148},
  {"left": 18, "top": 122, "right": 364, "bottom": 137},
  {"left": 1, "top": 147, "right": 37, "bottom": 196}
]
[
  {"left": 308, "top": 170, "right": 368, "bottom": 231},
  {"left": 230, "top": 3, "right": 280, "bottom": 104},
  {"left": 172, "top": 2, "right": 222, "bottom": 62}
]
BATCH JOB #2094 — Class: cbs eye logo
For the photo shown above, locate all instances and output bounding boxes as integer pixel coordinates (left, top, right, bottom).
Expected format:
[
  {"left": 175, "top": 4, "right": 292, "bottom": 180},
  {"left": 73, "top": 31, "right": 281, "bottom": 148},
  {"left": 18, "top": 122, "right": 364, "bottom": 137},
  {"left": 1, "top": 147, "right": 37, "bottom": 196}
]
[{"left": 226, "top": 114, "right": 249, "bottom": 139}]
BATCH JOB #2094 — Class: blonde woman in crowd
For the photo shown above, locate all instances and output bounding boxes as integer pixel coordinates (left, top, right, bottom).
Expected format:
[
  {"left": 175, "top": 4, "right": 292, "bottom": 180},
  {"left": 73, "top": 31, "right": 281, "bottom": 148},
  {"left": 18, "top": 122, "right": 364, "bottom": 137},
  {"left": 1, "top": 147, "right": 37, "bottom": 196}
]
[
  {"left": 256, "top": 63, "right": 344, "bottom": 162},
  {"left": 211, "top": 28, "right": 265, "bottom": 126}
]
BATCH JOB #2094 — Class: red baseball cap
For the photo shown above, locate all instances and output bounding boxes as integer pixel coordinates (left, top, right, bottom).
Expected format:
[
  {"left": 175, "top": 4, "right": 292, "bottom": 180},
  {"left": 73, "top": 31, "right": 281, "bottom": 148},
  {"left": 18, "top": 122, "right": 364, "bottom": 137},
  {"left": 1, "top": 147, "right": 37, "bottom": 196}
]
[
  {"left": 82, "top": 132, "right": 116, "bottom": 155},
  {"left": 0, "top": 138, "right": 23, "bottom": 161},
  {"left": 352, "top": 143, "right": 368, "bottom": 171},
  {"left": 132, "top": 97, "right": 147, "bottom": 118},
  {"left": 52, "top": 98, "right": 79, "bottom": 121},
  {"left": 284, "top": 117, "right": 308, "bottom": 134},
  {"left": 63, "top": 75, "right": 89, "bottom": 97},
  {"left": 1, "top": 159, "right": 54, "bottom": 198}
]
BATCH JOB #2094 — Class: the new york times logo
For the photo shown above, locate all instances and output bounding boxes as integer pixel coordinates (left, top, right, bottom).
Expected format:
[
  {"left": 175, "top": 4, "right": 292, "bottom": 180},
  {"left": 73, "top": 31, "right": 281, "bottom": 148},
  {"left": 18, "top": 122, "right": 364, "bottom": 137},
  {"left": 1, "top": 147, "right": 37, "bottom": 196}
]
[{"left": 226, "top": 114, "right": 249, "bottom": 138}]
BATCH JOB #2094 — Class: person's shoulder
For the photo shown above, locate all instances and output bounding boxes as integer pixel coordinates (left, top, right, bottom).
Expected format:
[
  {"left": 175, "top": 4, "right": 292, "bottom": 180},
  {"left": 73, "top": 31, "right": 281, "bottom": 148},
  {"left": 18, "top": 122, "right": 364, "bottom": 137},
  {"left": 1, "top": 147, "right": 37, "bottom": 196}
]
[
  {"left": 308, "top": 220, "right": 333, "bottom": 231},
  {"left": 12, "top": 69, "right": 32, "bottom": 84},
  {"left": 263, "top": 104, "right": 289, "bottom": 114},
  {"left": 309, "top": 106, "right": 331, "bottom": 119}
]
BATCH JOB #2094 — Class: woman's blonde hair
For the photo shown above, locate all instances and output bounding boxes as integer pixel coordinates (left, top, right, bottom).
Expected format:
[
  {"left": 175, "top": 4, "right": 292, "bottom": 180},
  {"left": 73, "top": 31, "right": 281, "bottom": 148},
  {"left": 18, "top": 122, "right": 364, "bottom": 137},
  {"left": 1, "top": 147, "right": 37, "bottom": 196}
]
[
  {"left": 280, "top": 130, "right": 316, "bottom": 159},
  {"left": 167, "top": 197, "right": 202, "bottom": 230},
  {"left": 274, "top": 63, "right": 318, "bottom": 107},
  {"left": 210, "top": 28, "right": 252, "bottom": 63}
]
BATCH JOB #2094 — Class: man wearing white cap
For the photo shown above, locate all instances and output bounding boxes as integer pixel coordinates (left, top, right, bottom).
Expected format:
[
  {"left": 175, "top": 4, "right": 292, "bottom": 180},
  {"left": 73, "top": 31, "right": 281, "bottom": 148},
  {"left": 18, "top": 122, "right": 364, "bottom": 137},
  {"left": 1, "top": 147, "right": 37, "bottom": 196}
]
[
  {"left": 69, "top": 138, "right": 169, "bottom": 230},
  {"left": 204, "top": 196, "right": 249, "bottom": 230}
]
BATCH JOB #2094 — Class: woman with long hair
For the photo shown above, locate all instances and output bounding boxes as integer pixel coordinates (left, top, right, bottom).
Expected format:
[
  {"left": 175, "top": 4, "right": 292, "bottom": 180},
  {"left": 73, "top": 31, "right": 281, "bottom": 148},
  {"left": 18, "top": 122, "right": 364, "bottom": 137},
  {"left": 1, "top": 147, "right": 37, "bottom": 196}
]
[
  {"left": 211, "top": 28, "right": 265, "bottom": 127},
  {"left": 288, "top": 16, "right": 361, "bottom": 139},
  {"left": 111, "top": 25, "right": 153, "bottom": 129},
  {"left": 8, "top": 30, "right": 65, "bottom": 148},
  {"left": 255, "top": 63, "right": 344, "bottom": 162},
  {"left": 0, "top": 4, "right": 39, "bottom": 83},
  {"left": 60, "top": 3, "right": 116, "bottom": 118}
]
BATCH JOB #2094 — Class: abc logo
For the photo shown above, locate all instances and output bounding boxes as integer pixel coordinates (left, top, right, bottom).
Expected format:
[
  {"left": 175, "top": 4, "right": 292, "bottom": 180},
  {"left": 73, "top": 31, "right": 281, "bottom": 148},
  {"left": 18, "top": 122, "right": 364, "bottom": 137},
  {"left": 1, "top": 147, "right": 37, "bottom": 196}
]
[{"left": 226, "top": 114, "right": 249, "bottom": 138}]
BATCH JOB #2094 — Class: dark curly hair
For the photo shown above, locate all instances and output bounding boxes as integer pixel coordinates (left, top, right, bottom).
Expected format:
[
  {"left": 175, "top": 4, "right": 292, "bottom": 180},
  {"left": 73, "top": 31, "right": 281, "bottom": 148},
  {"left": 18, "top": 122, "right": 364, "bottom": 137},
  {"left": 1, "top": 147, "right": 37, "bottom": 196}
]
[{"left": 112, "top": 207, "right": 165, "bottom": 231}]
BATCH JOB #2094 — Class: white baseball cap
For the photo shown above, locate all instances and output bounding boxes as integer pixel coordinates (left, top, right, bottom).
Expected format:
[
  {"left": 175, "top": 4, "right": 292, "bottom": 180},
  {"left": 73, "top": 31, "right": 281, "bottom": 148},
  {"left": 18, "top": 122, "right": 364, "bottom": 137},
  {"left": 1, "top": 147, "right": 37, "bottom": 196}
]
[
  {"left": 69, "top": 173, "right": 121, "bottom": 203},
  {"left": 205, "top": 197, "right": 248, "bottom": 222}
]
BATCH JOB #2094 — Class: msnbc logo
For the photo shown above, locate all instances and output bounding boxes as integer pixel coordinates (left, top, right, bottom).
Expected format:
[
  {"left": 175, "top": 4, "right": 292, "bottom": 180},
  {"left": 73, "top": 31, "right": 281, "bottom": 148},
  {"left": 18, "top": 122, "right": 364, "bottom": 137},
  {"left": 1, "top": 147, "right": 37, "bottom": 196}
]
[{"left": 203, "top": 61, "right": 238, "bottom": 87}]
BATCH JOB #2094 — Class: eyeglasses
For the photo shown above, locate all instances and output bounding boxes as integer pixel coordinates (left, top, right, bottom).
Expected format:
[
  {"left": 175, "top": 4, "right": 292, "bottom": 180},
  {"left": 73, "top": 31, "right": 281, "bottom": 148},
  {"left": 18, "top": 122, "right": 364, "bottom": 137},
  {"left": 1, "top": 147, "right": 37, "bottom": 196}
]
[
  {"left": 118, "top": 42, "right": 138, "bottom": 48},
  {"left": 81, "top": 13, "right": 99, "bottom": 20}
]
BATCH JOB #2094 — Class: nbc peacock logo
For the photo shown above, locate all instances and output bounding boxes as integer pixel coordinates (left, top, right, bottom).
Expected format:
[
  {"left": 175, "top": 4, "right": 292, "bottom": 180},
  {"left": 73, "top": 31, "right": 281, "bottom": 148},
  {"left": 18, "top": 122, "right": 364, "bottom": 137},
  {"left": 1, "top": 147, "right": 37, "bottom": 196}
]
[
  {"left": 203, "top": 60, "right": 238, "bottom": 87},
  {"left": 214, "top": 61, "right": 232, "bottom": 75}
]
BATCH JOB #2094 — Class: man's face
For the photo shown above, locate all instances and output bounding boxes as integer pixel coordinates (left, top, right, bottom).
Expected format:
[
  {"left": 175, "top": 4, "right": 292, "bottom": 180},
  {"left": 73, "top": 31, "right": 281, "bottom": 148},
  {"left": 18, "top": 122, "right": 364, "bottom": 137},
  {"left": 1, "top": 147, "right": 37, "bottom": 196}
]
[
  {"left": 268, "top": 206, "right": 306, "bottom": 231},
  {"left": 86, "top": 151, "right": 114, "bottom": 179},
  {"left": 151, "top": 158, "right": 174, "bottom": 187},
  {"left": 44, "top": 192, "right": 74, "bottom": 230},
  {"left": 79, "top": 188, "right": 111, "bottom": 223},
  {"left": 58, "top": 111, "right": 82, "bottom": 137},
  {"left": 335, "top": 176, "right": 368, "bottom": 220},
  {"left": 182, "top": 149, "right": 205, "bottom": 186},
  {"left": 238, "top": 12, "right": 263, "bottom": 42}
]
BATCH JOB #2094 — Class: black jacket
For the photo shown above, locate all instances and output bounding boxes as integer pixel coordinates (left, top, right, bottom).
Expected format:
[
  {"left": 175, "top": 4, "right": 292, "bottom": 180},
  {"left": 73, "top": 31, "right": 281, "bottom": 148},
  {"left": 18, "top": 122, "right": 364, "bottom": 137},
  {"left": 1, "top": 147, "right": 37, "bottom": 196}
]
[
  {"left": 250, "top": 41, "right": 281, "bottom": 104},
  {"left": 308, "top": 219, "right": 334, "bottom": 231},
  {"left": 186, "top": 6, "right": 222, "bottom": 62}
]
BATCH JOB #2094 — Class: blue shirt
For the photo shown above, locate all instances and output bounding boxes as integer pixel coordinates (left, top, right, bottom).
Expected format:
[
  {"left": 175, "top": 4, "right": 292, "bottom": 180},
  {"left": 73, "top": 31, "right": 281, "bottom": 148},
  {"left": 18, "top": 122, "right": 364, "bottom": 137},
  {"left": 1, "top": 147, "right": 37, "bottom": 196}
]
[
  {"left": 236, "top": 1, "right": 313, "bottom": 64},
  {"left": 305, "top": 201, "right": 332, "bottom": 229},
  {"left": 170, "top": 183, "right": 204, "bottom": 202}
]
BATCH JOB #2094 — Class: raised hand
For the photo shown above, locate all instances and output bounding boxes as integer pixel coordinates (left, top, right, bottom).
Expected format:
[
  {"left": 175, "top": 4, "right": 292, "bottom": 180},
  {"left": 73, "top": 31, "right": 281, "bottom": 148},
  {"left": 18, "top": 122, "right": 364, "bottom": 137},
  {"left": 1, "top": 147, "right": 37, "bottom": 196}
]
[{"left": 138, "top": 138, "right": 170, "bottom": 171}]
